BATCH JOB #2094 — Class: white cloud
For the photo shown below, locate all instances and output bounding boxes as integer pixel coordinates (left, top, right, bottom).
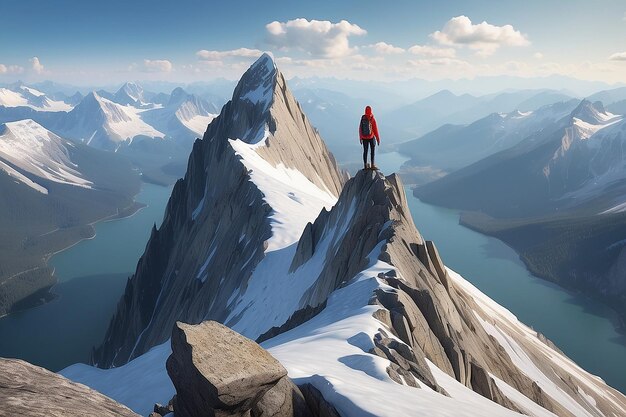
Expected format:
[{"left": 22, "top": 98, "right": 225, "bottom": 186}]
[
  {"left": 609, "top": 51, "right": 626, "bottom": 61},
  {"left": 431, "top": 15, "right": 529, "bottom": 56},
  {"left": 142, "top": 59, "right": 173, "bottom": 72},
  {"left": 367, "top": 42, "right": 405, "bottom": 54},
  {"left": 30, "top": 56, "right": 44, "bottom": 74},
  {"left": 0, "top": 64, "right": 22, "bottom": 74},
  {"left": 265, "top": 18, "right": 366, "bottom": 58},
  {"left": 408, "top": 45, "right": 456, "bottom": 58},
  {"left": 196, "top": 48, "right": 264, "bottom": 61},
  {"left": 534, "top": 52, "right": 544, "bottom": 59}
]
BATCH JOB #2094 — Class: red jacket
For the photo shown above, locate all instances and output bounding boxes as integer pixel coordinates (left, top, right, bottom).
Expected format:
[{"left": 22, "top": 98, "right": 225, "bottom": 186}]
[{"left": 359, "top": 106, "right": 380, "bottom": 143}]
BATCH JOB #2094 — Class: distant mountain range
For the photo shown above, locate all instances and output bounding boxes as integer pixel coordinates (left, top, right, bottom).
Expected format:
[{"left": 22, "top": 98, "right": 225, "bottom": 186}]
[
  {"left": 416, "top": 100, "right": 626, "bottom": 216},
  {"left": 397, "top": 100, "right": 580, "bottom": 183}
]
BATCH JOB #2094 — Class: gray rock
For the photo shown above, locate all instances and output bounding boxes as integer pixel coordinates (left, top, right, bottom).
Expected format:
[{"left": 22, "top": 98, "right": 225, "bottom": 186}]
[
  {"left": 0, "top": 358, "right": 139, "bottom": 417},
  {"left": 251, "top": 376, "right": 312, "bottom": 417},
  {"left": 166, "top": 321, "right": 287, "bottom": 417},
  {"left": 297, "top": 384, "right": 341, "bottom": 417}
]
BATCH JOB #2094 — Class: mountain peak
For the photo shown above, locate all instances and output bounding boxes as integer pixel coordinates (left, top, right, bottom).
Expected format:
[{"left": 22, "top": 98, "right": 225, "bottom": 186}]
[
  {"left": 231, "top": 53, "right": 277, "bottom": 114},
  {"left": 570, "top": 99, "right": 611, "bottom": 124},
  {"left": 168, "top": 87, "right": 190, "bottom": 106},
  {"left": 114, "top": 82, "right": 144, "bottom": 105}
]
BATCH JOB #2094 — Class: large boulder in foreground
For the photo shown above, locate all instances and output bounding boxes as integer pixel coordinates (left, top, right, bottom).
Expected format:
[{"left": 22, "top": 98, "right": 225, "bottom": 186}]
[
  {"left": 166, "top": 321, "right": 312, "bottom": 417},
  {"left": 0, "top": 358, "right": 139, "bottom": 417}
]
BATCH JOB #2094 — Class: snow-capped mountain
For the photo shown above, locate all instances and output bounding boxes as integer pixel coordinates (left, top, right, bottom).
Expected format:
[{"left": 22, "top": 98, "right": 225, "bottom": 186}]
[
  {"left": 544, "top": 100, "right": 625, "bottom": 199},
  {"left": 54, "top": 91, "right": 165, "bottom": 151},
  {"left": 0, "top": 84, "right": 73, "bottom": 112},
  {"left": 61, "top": 54, "right": 626, "bottom": 417},
  {"left": 416, "top": 99, "right": 626, "bottom": 217},
  {"left": 399, "top": 99, "right": 579, "bottom": 174},
  {"left": 140, "top": 87, "right": 218, "bottom": 142},
  {"left": 113, "top": 82, "right": 147, "bottom": 106},
  {"left": 0, "top": 119, "right": 92, "bottom": 194}
]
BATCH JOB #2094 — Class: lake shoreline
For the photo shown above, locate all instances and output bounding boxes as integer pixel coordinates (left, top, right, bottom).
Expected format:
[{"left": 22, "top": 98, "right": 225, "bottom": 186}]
[
  {"left": 457, "top": 209, "right": 626, "bottom": 335},
  {"left": 0, "top": 191, "right": 148, "bottom": 319}
]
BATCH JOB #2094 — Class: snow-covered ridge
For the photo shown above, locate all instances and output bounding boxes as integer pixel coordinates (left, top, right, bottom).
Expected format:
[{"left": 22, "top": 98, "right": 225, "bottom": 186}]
[
  {"left": 0, "top": 119, "right": 92, "bottom": 193},
  {"left": 0, "top": 86, "right": 73, "bottom": 112}
]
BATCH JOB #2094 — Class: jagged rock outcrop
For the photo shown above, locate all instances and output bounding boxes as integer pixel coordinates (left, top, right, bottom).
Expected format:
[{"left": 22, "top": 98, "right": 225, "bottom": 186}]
[
  {"left": 282, "top": 168, "right": 626, "bottom": 417},
  {"left": 166, "top": 321, "right": 312, "bottom": 417},
  {"left": 94, "top": 53, "right": 346, "bottom": 367},
  {"left": 0, "top": 358, "right": 139, "bottom": 417}
]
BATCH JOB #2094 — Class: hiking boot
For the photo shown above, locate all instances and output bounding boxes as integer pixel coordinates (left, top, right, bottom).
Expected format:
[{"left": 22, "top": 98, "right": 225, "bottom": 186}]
[
  {"left": 364, "top": 163, "right": 370, "bottom": 170},
  {"left": 371, "top": 163, "right": 378, "bottom": 170}
]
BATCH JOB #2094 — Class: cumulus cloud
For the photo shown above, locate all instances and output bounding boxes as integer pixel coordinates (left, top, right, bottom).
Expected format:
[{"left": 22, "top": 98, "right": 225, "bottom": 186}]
[
  {"left": 609, "top": 51, "right": 626, "bottom": 61},
  {"left": 431, "top": 16, "right": 529, "bottom": 56},
  {"left": 534, "top": 52, "right": 544, "bottom": 59},
  {"left": 367, "top": 42, "right": 405, "bottom": 54},
  {"left": 408, "top": 45, "right": 456, "bottom": 58},
  {"left": 0, "top": 64, "right": 23, "bottom": 74},
  {"left": 265, "top": 18, "right": 366, "bottom": 58},
  {"left": 142, "top": 59, "right": 173, "bottom": 72},
  {"left": 30, "top": 56, "right": 44, "bottom": 74},
  {"left": 196, "top": 48, "right": 264, "bottom": 61}
]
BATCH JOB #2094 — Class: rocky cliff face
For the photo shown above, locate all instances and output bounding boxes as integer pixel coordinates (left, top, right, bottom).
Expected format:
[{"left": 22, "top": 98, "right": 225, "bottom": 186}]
[{"left": 93, "top": 53, "right": 346, "bottom": 367}]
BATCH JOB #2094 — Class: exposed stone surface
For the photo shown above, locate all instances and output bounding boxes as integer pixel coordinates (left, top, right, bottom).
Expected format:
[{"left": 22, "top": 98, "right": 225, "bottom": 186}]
[
  {"left": 297, "top": 384, "right": 341, "bottom": 417},
  {"left": 251, "top": 377, "right": 312, "bottom": 417},
  {"left": 167, "top": 321, "right": 287, "bottom": 417},
  {"left": 0, "top": 358, "right": 139, "bottom": 417}
]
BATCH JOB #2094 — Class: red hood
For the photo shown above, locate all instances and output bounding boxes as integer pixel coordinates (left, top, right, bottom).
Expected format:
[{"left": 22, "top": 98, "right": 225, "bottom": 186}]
[{"left": 365, "top": 106, "right": 372, "bottom": 116}]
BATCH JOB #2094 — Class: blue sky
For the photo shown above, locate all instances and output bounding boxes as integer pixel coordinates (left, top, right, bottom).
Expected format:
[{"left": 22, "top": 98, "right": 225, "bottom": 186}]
[{"left": 1, "top": 0, "right": 625, "bottom": 85}]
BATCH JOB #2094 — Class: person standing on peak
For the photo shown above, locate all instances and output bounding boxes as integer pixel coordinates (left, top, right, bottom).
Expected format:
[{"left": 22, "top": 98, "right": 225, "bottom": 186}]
[{"left": 359, "top": 105, "right": 380, "bottom": 170}]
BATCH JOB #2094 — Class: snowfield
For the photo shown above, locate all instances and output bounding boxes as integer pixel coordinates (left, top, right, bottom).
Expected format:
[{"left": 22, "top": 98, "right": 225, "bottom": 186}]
[
  {"left": 0, "top": 87, "right": 73, "bottom": 112},
  {"left": 0, "top": 119, "right": 93, "bottom": 193}
]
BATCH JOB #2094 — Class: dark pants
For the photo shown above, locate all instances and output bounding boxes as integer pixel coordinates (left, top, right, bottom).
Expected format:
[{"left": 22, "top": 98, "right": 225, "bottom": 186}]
[{"left": 362, "top": 139, "right": 375, "bottom": 165}]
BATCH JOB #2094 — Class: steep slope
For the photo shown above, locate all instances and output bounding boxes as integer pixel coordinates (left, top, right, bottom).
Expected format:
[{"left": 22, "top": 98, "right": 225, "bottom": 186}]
[
  {"left": 66, "top": 170, "right": 626, "bottom": 417},
  {"left": 0, "top": 119, "right": 93, "bottom": 193},
  {"left": 416, "top": 100, "right": 625, "bottom": 217},
  {"left": 399, "top": 100, "right": 578, "bottom": 175},
  {"left": 54, "top": 91, "right": 165, "bottom": 151},
  {"left": 0, "top": 84, "right": 73, "bottom": 112},
  {"left": 0, "top": 120, "right": 141, "bottom": 316},
  {"left": 140, "top": 87, "right": 218, "bottom": 142},
  {"left": 92, "top": 53, "right": 346, "bottom": 367},
  {"left": 113, "top": 82, "right": 146, "bottom": 106}
]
